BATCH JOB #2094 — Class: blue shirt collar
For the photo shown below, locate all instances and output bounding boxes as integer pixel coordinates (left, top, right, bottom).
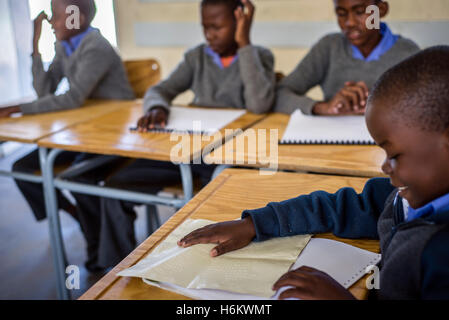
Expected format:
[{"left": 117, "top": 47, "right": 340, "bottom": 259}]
[
  {"left": 406, "top": 192, "right": 449, "bottom": 222},
  {"left": 62, "top": 26, "right": 96, "bottom": 57},
  {"left": 351, "top": 23, "right": 398, "bottom": 62},
  {"left": 204, "top": 46, "right": 238, "bottom": 69}
]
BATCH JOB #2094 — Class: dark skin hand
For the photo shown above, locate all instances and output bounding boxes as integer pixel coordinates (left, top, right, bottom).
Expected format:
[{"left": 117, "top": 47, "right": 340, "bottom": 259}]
[
  {"left": 312, "top": 81, "right": 369, "bottom": 115},
  {"left": 234, "top": 0, "right": 255, "bottom": 49},
  {"left": 273, "top": 266, "right": 357, "bottom": 300},
  {"left": 177, "top": 217, "right": 256, "bottom": 257},
  {"left": 136, "top": 106, "right": 169, "bottom": 132},
  {"left": 0, "top": 106, "right": 21, "bottom": 119}
]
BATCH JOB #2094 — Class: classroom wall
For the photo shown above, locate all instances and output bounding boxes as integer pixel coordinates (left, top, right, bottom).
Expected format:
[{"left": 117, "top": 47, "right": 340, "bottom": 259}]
[{"left": 113, "top": 0, "right": 449, "bottom": 103}]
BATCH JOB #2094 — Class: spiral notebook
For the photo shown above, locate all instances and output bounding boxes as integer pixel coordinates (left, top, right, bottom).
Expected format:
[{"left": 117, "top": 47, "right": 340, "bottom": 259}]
[
  {"left": 131, "top": 106, "right": 246, "bottom": 135},
  {"left": 280, "top": 110, "right": 375, "bottom": 145}
]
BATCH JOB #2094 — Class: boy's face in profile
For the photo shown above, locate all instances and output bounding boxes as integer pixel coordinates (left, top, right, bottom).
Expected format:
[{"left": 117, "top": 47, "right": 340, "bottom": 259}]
[
  {"left": 366, "top": 100, "right": 449, "bottom": 209},
  {"left": 334, "top": 0, "right": 387, "bottom": 48},
  {"left": 201, "top": 3, "right": 238, "bottom": 57},
  {"left": 49, "top": 0, "right": 84, "bottom": 41}
]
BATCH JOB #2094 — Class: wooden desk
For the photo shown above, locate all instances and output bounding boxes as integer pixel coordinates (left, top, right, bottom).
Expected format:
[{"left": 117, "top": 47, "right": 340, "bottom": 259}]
[
  {"left": 36, "top": 104, "right": 264, "bottom": 300},
  {"left": 205, "top": 113, "right": 386, "bottom": 178},
  {"left": 0, "top": 99, "right": 129, "bottom": 143},
  {"left": 80, "top": 168, "right": 377, "bottom": 300},
  {"left": 38, "top": 104, "right": 265, "bottom": 163}
]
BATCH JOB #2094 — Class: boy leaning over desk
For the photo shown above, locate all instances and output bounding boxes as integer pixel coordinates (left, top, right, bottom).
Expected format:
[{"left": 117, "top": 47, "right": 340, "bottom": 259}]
[{"left": 179, "top": 47, "right": 449, "bottom": 300}]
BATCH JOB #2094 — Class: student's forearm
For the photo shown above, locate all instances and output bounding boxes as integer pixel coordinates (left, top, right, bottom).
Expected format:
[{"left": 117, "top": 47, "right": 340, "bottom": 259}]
[
  {"left": 31, "top": 54, "right": 63, "bottom": 97},
  {"left": 274, "top": 87, "right": 318, "bottom": 115},
  {"left": 238, "top": 45, "right": 276, "bottom": 113},
  {"left": 242, "top": 178, "right": 394, "bottom": 241},
  {"left": 19, "top": 91, "right": 83, "bottom": 115},
  {"left": 142, "top": 86, "right": 174, "bottom": 114}
]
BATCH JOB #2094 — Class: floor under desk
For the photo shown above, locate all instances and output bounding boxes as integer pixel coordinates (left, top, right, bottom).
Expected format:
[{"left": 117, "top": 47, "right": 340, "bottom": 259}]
[{"left": 0, "top": 144, "right": 176, "bottom": 299}]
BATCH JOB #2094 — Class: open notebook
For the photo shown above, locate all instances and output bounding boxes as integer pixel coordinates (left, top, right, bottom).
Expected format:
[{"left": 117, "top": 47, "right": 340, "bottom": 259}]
[
  {"left": 280, "top": 110, "right": 375, "bottom": 145},
  {"left": 131, "top": 106, "right": 246, "bottom": 135},
  {"left": 118, "top": 219, "right": 381, "bottom": 300}
]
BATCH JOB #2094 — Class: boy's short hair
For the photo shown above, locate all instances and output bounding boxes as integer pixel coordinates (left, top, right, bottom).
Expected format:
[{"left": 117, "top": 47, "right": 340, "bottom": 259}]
[
  {"left": 201, "top": 0, "right": 242, "bottom": 14},
  {"left": 369, "top": 46, "right": 449, "bottom": 133},
  {"left": 62, "top": 0, "right": 97, "bottom": 24}
]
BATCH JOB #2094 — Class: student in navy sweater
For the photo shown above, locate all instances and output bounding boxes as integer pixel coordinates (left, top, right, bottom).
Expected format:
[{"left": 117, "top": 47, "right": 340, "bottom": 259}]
[{"left": 178, "top": 46, "right": 449, "bottom": 300}]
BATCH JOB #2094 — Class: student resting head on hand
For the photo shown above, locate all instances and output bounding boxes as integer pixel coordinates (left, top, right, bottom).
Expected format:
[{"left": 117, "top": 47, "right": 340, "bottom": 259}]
[{"left": 179, "top": 46, "right": 449, "bottom": 300}]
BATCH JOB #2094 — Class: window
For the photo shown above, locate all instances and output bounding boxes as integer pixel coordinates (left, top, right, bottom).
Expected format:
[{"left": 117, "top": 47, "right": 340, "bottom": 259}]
[
  {"left": 28, "top": 0, "right": 117, "bottom": 63},
  {"left": 0, "top": 0, "right": 117, "bottom": 105}
]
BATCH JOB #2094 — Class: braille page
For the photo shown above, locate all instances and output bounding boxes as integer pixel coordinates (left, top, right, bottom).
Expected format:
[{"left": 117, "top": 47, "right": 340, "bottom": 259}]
[
  {"left": 280, "top": 110, "right": 375, "bottom": 145},
  {"left": 118, "top": 219, "right": 311, "bottom": 298}
]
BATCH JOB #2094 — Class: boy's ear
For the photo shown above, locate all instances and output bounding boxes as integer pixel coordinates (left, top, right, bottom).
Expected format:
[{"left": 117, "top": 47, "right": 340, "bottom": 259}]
[
  {"left": 378, "top": 1, "right": 389, "bottom": 18},
  {"left": 79, "top": 12, "right": 87, "bottom": 29},
  {"left": 443, "top": 127, "right": 449, "bottom": 151}
]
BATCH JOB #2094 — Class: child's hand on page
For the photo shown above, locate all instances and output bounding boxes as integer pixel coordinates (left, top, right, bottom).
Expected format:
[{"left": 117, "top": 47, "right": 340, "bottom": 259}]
[
  {"left": 177, "top": 217, "right": 256, "bottom": 257},
  {"left": 137, "top": 106, "right": 168, "bottom": 132},
  {"left": 272, "top": 266, "right": 356, "bottom": 300},
  {"left": 234, "top": 0, "right": 255, "bottom": 48}
]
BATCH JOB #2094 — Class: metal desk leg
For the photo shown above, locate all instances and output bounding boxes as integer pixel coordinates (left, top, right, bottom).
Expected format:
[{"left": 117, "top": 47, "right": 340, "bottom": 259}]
[
  {"left": 39, "top": 147, "right": 70, "bottom": 300},
  {"left": 211, "top": 164, "right": 231, "bottom": 181},
  {"left": 179, "top": 164, "right": 193, "bottom": 208}
]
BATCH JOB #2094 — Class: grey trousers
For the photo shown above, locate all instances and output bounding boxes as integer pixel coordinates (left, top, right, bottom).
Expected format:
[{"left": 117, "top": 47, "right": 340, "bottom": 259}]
[
  {"left": 12, "top": 149, "right": 127, "bottom": 271},
  {"left": 80, "top": 159, "right": 216, "bottom": 269}
]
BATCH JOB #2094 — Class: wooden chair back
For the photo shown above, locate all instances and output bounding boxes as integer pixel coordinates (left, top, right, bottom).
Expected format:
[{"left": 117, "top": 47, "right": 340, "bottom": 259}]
[{"left": 124, "top": 59, "right": 161, "bottom": 98}]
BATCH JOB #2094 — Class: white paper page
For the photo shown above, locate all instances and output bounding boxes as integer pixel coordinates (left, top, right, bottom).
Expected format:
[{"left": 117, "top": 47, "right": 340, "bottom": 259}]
[
  {"left": 118, "top": 219, "right": 311, "bottom": 298},
  {"left": 144, "top": 238, "right": 381, "bottom": 300},
  {"left": 122, "top": 232, "right": 380, "bottom": 300},
  {"left": 152, "top": 106, "right": 246, "bottom": 135},
  {"left": 280, "top": 110, "right": 374, "bottom": 145},
  {"left": 139, "top": 238, "right": 380, "bottom": 300},
  {"left": 272, "top": 238, "right": 381, "bottom": 300}
]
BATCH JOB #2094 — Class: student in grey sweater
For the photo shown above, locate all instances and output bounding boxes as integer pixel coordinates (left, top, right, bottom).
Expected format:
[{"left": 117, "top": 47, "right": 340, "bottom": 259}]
[
  {"left": 137, "top": 0, "right": 275, "bottom": 131},
  {"left": 79, "top": 0, "right": 276, "bottom": 271},
  {"left": 178, "top": 46, "right": 449, "bottom": 300},
  {"left": 7, "top": 0, "right": 134, "bottom": 271},
  {"left": 1, "top": 0, "right": 134, "bottom": 116},
  {"left": 275, "top": 0, "right": 420, "bottom": 116}
]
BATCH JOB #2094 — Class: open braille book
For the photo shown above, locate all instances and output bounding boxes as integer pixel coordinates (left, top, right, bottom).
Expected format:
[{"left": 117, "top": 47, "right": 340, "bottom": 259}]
[{"left": 118, "top": 219, "right": 381, "bottom": 300}]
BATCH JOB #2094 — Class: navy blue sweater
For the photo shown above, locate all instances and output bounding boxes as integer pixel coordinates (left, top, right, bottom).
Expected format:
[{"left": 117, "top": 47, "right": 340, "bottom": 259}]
[{"left": 242, "top": 178, "right": 449, "bottom": 299}]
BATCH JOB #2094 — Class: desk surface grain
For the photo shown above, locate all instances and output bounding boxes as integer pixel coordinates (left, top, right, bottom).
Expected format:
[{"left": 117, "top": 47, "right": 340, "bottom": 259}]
[
  {"left": 38, "top": 104, "right": 265, "bottom": 162},
  {"left": 205, "top": 113, "right": 386, "bottom": 178},
  {"left": 0, "top": 100, "right": 130, "bottom": 144}
]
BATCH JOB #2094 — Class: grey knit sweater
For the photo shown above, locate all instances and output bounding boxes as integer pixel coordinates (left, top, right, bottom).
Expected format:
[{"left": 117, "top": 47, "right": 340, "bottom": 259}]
[
  {"left": 275, "top": 33, "right": 420, "bottom": 115},
  {"left": 143, "top": 44, "right": 276, "bottom": 115},
  {"left": 20, "top": 29, "right": 134, "bottom": 115}
]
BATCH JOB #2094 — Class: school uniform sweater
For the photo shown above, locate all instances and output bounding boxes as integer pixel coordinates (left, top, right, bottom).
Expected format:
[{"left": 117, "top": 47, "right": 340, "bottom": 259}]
[
  {"left": 19, "top": 29, "right": 135, "bottom": 114},
  {"left": 242, "top": 178, "right": 449, "bottom": 299},
  {"left": 143, "top": 44, "right": 276, "bottom": 115},
  {"left": 276, "top": 32, "right": 420, "bottom": 115}
]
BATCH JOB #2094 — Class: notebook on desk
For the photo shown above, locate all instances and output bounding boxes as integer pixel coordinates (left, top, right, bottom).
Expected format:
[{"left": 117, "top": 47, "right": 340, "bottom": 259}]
[
  {"left": 118, "top": 219, "right": 381, "bottom": 300},
  {"left": 130, "top": 106, "right": 246, "bottom": 135},
  {"left": 280, "top": 110, "right": 375, "bottom": 145}
]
